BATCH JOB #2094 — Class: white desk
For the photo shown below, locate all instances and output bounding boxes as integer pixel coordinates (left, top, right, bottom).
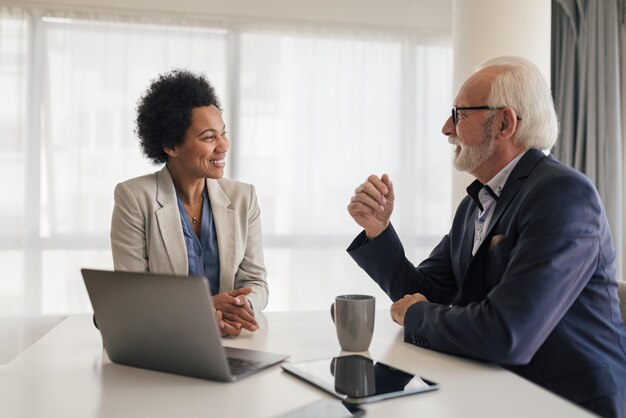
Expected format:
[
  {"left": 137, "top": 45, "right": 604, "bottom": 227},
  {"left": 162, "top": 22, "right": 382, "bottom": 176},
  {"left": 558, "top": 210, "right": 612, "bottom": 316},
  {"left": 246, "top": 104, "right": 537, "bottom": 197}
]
[
  {"left": 0, "top": 315, "right": 65, "bottom": 365},
  {"left": 0, "top": 311, "right": 592, "bottom": 418}
]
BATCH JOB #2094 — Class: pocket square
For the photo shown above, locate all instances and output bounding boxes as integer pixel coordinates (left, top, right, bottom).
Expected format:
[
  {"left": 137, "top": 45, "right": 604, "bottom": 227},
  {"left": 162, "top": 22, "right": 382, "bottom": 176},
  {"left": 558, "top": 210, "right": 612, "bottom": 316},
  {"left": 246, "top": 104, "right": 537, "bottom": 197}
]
[{"left": 489, "top": 234, "right": 505, "bottom": 249}]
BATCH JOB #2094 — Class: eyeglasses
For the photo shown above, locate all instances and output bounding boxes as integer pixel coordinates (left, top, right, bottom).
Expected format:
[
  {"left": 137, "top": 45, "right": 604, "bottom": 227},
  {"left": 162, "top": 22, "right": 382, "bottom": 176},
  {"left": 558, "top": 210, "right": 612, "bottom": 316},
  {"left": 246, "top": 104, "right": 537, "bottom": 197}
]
[{"left": 451, "top": 106, "right": 504, "bottom": 125}]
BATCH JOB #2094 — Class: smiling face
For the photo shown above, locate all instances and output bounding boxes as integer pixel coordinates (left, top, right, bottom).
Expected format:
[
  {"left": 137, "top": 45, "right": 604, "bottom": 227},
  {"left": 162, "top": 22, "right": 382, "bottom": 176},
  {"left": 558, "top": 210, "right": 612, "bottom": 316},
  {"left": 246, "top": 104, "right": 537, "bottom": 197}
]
[
  {"left": 441, "top": 68, "right": 501, "bottom": 179},
  {"left": 449, "top": 114, "right": 497, "bottom": 174},
  {"left": 165, "top": 105, "right": 229, "bottom": 180}
]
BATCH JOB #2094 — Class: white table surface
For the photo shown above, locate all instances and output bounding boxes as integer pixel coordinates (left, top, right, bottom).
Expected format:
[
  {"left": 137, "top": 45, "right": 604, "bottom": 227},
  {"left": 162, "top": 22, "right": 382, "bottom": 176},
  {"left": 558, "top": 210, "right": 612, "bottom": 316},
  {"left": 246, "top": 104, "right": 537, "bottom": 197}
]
[
  {"left": 0, "top": 311, "right": 593, "bottom": 418},
  {"left": 0, "top": 315, "right": 66, "bottom": 365}
]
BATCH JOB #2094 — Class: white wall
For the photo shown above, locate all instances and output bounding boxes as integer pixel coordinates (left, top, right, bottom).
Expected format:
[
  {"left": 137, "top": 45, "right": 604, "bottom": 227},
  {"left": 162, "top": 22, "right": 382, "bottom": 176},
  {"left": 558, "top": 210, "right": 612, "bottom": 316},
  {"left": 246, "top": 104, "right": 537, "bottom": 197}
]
[
  {"left": 450, "top": 0, "right": 552, "bottom": 205},
  {"left": 14, "top": 0, "right": 452, "bottom": 33}
]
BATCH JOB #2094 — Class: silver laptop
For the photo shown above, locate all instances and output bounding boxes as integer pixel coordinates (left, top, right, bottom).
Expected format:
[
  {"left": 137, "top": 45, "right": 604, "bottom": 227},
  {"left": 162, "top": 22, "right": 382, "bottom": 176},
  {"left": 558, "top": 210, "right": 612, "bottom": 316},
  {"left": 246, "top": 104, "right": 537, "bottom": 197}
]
[{"left": 81, "top": 268, "right": 288, "bottom": 381}]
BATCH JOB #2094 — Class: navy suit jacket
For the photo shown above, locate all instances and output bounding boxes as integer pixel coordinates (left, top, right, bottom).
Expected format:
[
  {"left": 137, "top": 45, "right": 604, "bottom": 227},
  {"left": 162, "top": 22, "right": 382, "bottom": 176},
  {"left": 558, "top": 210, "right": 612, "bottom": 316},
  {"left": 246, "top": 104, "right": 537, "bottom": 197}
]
[{"left": 348, "top": 149, "right": 626, "bottom": 416}]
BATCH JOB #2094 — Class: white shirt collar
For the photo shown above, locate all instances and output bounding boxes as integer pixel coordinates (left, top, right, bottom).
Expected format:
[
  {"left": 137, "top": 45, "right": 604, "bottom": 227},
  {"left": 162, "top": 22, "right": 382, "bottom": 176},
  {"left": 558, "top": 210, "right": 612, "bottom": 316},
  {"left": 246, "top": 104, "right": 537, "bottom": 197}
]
[{"left": 484, "top": 150, "right": 528, "bottom": 198}]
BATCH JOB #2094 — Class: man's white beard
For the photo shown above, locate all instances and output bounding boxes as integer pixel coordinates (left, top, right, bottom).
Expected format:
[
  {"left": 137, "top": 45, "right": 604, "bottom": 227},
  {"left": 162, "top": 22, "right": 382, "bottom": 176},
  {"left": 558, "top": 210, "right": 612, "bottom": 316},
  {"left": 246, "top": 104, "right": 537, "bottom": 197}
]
[{"left": 450, "top": 129, "right": 496, "bottom": 173}]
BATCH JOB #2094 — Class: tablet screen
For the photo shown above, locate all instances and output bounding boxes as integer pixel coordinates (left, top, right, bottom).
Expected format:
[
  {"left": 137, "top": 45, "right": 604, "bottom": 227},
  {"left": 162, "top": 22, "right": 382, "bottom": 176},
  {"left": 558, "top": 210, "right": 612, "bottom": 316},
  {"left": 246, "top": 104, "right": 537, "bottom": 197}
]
[{"left": 281, "top": 355, "right": 439, "bottom": 404}]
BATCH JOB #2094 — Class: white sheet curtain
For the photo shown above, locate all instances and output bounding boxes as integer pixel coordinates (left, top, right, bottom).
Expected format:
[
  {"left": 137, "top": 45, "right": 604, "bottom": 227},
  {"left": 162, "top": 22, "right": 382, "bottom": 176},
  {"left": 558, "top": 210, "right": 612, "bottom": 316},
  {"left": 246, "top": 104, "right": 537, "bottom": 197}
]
[{"left": 0, "top": 6, "right": 452, "bottom": 314}]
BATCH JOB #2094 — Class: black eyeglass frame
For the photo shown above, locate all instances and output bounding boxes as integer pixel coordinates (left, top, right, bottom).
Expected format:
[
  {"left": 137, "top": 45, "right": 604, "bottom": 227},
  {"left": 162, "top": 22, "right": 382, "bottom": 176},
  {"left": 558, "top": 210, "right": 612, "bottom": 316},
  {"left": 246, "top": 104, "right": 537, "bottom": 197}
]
[{"left": 451, "top": 106, "right": 504, "bottom": 125}]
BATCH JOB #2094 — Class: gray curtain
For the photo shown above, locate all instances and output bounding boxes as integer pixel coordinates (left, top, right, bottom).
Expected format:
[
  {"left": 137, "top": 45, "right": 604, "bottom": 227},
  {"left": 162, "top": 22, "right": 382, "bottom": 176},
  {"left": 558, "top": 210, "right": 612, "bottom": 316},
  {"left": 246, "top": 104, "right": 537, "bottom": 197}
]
[{"left": 552, "top": 0, "right": 624, "bottom": 277}]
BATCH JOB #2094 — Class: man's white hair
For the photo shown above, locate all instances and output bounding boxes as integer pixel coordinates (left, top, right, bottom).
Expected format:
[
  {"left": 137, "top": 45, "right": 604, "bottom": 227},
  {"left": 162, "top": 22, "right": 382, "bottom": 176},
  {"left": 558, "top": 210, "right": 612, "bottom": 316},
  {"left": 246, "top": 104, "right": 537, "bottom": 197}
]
[{"left": 480, "top": 56, "right": 559, "bottom": 150}]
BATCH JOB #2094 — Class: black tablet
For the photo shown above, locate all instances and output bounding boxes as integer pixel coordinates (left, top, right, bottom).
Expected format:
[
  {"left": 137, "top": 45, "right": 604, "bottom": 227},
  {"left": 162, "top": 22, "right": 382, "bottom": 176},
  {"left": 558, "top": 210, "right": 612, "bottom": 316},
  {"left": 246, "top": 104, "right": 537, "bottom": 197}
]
[{"left": 281, "top": 354, "right": 439, "bottom": 404}]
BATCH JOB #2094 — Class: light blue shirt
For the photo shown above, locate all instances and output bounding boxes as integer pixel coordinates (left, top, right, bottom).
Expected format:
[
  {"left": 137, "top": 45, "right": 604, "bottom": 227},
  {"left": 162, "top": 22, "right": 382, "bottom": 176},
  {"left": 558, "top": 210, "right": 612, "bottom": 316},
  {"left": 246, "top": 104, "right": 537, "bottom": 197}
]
[{"left": 176, "top": 187, "right": 220, "bottom": 295}]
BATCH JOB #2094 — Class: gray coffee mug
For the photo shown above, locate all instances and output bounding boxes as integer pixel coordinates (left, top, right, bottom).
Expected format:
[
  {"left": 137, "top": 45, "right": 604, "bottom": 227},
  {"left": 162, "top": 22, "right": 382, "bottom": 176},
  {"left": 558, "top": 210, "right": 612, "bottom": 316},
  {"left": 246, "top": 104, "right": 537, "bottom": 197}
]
[{"left": 330, "top": 295, "right": 375, "bottom": 352}]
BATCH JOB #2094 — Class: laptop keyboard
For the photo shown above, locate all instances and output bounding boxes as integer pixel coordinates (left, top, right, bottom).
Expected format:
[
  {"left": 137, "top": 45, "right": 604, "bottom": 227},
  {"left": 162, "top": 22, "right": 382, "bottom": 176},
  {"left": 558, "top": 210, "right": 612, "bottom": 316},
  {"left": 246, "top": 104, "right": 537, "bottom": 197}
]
[{"left": 227, "top": 357, "right": 265, "bottom": 376}]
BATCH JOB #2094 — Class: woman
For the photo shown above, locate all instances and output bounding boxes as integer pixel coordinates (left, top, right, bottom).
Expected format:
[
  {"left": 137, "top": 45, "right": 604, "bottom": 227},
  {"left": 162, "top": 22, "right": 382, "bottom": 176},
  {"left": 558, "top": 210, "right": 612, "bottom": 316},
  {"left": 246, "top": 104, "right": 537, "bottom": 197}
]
[{"left": 111, "top": 69, "right": 268, "bottom": 337}]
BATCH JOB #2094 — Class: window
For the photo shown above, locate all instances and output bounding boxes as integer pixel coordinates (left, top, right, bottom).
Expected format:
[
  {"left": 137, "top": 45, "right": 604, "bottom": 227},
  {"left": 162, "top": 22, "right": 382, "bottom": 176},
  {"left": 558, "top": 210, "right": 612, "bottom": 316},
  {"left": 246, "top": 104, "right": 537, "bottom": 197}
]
[{"left": 0, "top": 7, "right": 452, "bottom": 314}]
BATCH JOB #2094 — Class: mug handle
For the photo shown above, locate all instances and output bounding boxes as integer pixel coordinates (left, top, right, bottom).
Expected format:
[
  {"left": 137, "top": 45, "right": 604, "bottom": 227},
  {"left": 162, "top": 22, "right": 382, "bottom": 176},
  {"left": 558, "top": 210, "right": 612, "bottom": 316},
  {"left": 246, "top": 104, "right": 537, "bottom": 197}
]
[{"left": 330, "top": 302, "right": 335, "bottom": 323}]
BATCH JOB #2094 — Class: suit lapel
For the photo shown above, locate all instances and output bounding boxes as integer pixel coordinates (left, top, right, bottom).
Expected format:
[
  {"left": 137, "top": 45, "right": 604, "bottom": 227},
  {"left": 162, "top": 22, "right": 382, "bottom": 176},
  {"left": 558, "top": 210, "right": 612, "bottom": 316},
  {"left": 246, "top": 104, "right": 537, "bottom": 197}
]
[
  {"left": 206, "top": 179, "right": 236, "bottom": 292},
  {"left": 457, "top": 149, "right": 547, "bottom": 304},
  {"left": 155, "top": 167, "right": 188, "bottom": 275},
  {"left": 458, "top": 179, "right": 485, "bottom": 271},
  {"left": 481, "top": 149, "right": 547, "bottom": 241},
  {"left": 459, "top": 207, "right": 478, "bottom": 273}
]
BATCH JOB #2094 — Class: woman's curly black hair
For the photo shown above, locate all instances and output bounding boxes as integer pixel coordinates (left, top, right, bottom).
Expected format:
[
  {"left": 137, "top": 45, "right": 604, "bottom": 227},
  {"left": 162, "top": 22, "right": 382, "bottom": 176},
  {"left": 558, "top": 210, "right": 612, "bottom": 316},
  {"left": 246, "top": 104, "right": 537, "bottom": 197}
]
[{"left": 135, "top": 69, "right": 221, "bottom": 164}]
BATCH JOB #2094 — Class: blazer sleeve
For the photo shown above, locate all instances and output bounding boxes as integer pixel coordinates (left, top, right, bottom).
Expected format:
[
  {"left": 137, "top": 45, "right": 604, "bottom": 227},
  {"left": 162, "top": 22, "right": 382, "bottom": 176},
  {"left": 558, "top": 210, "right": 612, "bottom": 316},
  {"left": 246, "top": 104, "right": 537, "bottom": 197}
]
[
  {"left": 234, "top": 184, "right": 268, "bottom": 312},
  {"left": 347, "top": 224, "right": 459, "bottom": 304},
  {"left": 403, "top": 173, "right": 609, "bottom": 365},
  {"left": 110, "top": 182, "right": 149, "bottom": 272}
]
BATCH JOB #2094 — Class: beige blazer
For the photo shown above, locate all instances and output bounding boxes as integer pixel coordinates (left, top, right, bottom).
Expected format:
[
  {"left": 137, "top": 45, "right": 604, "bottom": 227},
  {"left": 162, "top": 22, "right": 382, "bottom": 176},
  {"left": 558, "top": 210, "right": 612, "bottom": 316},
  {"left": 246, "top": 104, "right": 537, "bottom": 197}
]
[{"left": 110, "top": 166, "right": 268, "bottom": 311}]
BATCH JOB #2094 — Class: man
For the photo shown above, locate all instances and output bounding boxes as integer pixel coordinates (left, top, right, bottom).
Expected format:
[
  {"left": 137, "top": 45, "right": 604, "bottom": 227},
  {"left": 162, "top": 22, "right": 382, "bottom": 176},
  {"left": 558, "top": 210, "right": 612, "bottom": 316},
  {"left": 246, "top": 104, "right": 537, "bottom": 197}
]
[{"left": 347, "top": 56, "right": 626, "bottom": 417}]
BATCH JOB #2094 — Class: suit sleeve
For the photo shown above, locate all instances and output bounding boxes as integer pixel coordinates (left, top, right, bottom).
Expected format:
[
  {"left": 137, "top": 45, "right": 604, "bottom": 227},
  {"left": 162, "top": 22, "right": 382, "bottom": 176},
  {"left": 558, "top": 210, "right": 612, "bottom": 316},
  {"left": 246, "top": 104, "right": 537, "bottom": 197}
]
[
  {"left": 403, "top": 174, "right": 607, "bottom": 365},
  {"left": 234, "top": 184, "right": 268, "bottom": 312},
  {"left": 110, "top": 182, "right": 149, "bottom": 272},
  {"left": 347, "top": 224, "right": 459, "bottom": 304}
]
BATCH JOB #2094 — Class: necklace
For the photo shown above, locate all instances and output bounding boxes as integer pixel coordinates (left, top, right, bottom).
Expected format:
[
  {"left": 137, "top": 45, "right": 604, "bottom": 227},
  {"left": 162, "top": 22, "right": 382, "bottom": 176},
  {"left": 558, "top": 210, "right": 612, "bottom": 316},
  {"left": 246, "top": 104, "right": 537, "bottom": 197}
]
[
  {"left": 181, "top": 203, "right": 200, "bottom": 225},
  {"left": 182, "top": 206, "right": 197, "bottom": 224},
  {"left": 177, "top": 189, "right": 203, "bottom": 225}
]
